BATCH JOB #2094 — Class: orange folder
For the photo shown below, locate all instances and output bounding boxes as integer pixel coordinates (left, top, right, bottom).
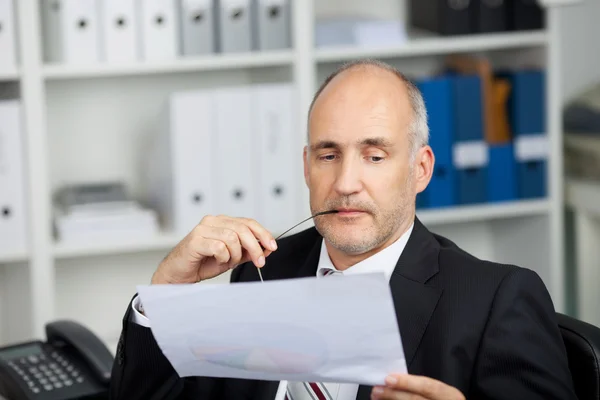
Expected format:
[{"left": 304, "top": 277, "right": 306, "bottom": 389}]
[{"left": 445, "top": 54, "right": 512, "bottom": 144}]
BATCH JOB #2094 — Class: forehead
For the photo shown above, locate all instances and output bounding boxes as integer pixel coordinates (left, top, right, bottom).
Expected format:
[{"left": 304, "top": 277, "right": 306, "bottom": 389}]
[{"left": 308, "top": 68, "right": 413, "bottom": 145}]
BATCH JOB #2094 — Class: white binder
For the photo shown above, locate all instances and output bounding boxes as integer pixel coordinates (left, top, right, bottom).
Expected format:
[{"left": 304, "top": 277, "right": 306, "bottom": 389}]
[
  {"left": 253, "top": 0, "right": 290, "bottom": 51},
  {"left": 144, "top": 90, "right": 216, "bottom": 235},
  {"left": 136, "top": 0, "right": 178, "bottom": 61},
  {"left": 144, "top": 91, "right": 216, "bottom": 234},
  {"left": 99, "top": 0, "right": 140, "bottom": 63},
  {"left": 179, "top": 0, "right": 215, "bottom": 56},
  {"left": 41, "top": 0, "right": 101, "bottom": 64},
  {"left": 216, "top": 0, "right": 252, "bottom": 53},
  {"left": 214, "top": 86, "right": 258, "bottom": 219},
  {"left": 0, "top": 100, "right": 27, "bottom": 255},
  {"left": 0, "top": 0, "right": 17, "bottom": 69},
  {"left": 253, "top": 83, "right": 297, "bottom": 234}
]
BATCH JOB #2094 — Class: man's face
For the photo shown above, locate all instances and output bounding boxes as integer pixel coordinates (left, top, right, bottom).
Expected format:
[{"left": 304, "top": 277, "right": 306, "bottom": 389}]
[{"left": 303, "top": 69, "right": 418, "bottom": 255}]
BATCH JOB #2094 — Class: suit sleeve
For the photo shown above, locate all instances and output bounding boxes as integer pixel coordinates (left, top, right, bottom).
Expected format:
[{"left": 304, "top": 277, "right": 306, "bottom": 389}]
[
  {"left": 471, "top": 268, "right": 578, "bottom": 400},
  {"left": 109, "top": 263, "right": 252, "bottom": 400}
]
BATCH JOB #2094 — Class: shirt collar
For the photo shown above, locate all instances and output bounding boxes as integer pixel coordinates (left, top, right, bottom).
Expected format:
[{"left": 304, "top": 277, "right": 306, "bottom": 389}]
[{"left": 316, "top": 223, "right": 414, "bottom": 282}]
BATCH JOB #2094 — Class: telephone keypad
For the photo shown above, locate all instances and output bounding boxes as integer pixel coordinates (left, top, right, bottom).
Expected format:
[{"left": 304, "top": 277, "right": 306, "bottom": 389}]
[{"left": 7, "top": 350, "right": 88, "bottom": 394}]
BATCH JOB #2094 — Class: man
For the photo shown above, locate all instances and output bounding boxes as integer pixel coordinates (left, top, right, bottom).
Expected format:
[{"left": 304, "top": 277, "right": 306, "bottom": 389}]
[{"left": 109, "top": 59, "right": 577, "bottom": 400}]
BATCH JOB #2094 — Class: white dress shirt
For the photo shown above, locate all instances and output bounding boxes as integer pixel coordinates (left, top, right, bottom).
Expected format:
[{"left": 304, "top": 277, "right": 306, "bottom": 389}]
[{"left": 131, "top": 223, "right": 414, "bottom": 400}]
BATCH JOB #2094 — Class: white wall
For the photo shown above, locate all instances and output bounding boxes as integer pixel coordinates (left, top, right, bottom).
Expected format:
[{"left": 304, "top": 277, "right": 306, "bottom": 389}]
[{"left": 559, "top": 0, "right": 600, "bottom": 103}]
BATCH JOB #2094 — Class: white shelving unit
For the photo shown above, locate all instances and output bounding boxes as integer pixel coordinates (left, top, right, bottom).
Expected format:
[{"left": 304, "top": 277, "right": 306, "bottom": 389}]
[
  {"left": 0, "top": 69, "right": 20, "bottom": 82},
  {"left": 42, "top": 50, "right": 295, "bottom": 80},
  {"left": 0, "top": 0, "right": 578, "bottom": 351},
  {"left": 315, "top": 30, "right": 549, "bottom": 62}
]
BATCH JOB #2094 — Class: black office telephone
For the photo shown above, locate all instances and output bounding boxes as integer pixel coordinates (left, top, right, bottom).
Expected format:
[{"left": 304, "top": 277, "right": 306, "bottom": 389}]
[{"left": 0, "top": 320, "right": 114, "bottom": 400}]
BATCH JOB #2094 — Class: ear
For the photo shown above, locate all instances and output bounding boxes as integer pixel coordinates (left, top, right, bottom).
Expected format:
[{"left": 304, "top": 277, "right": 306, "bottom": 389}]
[
  {"left": 414, "top": 145, "right": 434, "bottom": 194},
  {"left": 303, "top": 146, "right": 310, "bottom": 187}
]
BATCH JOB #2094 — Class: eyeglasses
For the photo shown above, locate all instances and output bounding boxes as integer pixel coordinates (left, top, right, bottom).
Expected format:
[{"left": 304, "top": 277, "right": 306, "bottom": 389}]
[{"left": 257, "top": 210, "right": 339, "bottom": 282}]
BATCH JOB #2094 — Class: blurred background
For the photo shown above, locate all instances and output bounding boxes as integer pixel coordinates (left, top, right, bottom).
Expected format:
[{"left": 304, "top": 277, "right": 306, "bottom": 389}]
[{"left": 0, "top": 0, "right": 599, "bottom": 361}]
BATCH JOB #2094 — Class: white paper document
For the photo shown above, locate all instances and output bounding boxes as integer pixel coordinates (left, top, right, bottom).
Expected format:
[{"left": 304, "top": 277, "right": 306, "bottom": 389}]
[{"left": 136, "top": 273, "right": 407, "bottom": 386}]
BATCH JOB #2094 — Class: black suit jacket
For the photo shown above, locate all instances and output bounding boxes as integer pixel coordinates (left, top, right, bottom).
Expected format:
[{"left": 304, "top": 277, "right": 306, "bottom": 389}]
[{"left": 109, "top": 217, "right": 577, "bottom": 400}]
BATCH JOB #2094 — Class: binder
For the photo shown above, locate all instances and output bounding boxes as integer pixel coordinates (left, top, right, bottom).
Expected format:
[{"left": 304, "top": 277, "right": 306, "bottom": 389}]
[
  {"left": 505, "top": 69, "right": 548, "bottom": 199},
  {"left": 144, "top": 89, "right": 216, "bottom": 235},
  {"left": 417, "top": 76, "right": 456, "bottom": 208},
  {"left": 179, "top": 0, "right": 216, "bottom": 56},
  {"left": 473, "top": 0, "right": 508, "bottom": 33},
  {"left": 0, "top": 0, "right": 16, "bottom": 69},
  {"left": 409, "top": 0, "right": 473, "bottom": 36},
  {"left": 136, "top": 0, "right": 178, "bottom": 60},
  {"left": 507, "top": 0, "right": 544, "bottom": 31},
  {"left": 41, "top": 0, "right": 101, "bottom": 64},
  {"left": 507, "top": 70, "right": 545, "bottom": 135},
  {"left": 0, "top": 100, "right": 27, "bottom": 255},
  {"left": 487, "top": 143, "right": 517, "bottom": 202},
  {"left": 451, "top": 74, "right": 489, "bottom": 205},
  {"left": 214, "top": 86, "right": 258, "bottom": 219},
  {"left": 253, "top": 83, "right": 297, "bottom": 234},
  {"left": 216, "top": 0, "right": 252, "bottom": 53},
  {"left": 416, "top": 192, "right": 428, "bottom": 210},
  {"left": 99, "top": 0, "right": 139, "bottom": 63},
  {"left": 516, "top": 139, "right": 547, "bottom": 199},
  {"left": 445, "top": 54, "right": 512, "bottom": 145},
  {"left": 252, "top": 0, "right": 290, "bottom": 51}
]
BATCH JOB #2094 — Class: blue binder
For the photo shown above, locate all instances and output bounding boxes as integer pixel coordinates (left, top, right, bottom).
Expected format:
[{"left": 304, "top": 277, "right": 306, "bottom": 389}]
[
  {"left": 417, "top": 76, "right": 456, "bottom": 208},
  {"left": 488, "top": 143, "right": 517, "bottom": 202},
  {"left": 505, "top": 69, "right": 547, "bottom": 199},
  {"left": 416, "top": 192, "right": 428, "bottom": 210},
  {"left": 517, "top": 160, "right": 547, "bottom": 199},
  {"left": 451, "top": 74, "right": 488, "bottom": 205}
]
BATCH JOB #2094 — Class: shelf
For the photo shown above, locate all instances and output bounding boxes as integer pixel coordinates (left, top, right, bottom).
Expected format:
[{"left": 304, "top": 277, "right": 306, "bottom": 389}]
[
  {"left": 53, "top": 232, "right": 181, "bottom": 259},
  {"left": 42, "top": 50, "right": 295, "bottom": 80},
  {"left": 0, "top": 68, "right": 19, "bottom": 81},
  {"left": 0, "top": 250, "right": 28, "bottom": 264},
  {"left": 315, "top": 30, "right": 548, "bottom": 63},
  {"left": 565, "top": 178, "right": 600, "bottom": 217},
  {"left": 52, "top": 200, "right": 550, "bottom": 259},
  {"left": 417, "top": 199, "right": 550, "bottom": 226}
]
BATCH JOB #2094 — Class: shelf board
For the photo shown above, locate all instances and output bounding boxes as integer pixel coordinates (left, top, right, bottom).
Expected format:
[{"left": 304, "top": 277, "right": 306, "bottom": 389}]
[
  {"left": 315, "top": 30, "right": 548, "bottom": 63},
  {"left": 565, "top": 178, "right": 600, "bottom": 217},
  {"left": 53, "top": 232, "right": 182, "bottom": 259},
  {"left": 53, "top": 200, "right": 549, "bottom": 259},
  {"left": 43, "top": 50, "right": 295, "bottom": 80},
  {"left": 417, "top": 199, "right": 550, "bottom": 226},
  {"left": 0, "top": 68, "right": 20, "bottom": 81},
  {"left": 0, "top": 250, "right": 28, "bottom": 264}
]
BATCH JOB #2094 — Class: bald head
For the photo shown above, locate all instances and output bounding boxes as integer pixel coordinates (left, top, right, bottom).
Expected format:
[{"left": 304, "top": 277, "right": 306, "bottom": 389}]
[{"left": 307, "top": 59, "right": 429, "bottom": 159}]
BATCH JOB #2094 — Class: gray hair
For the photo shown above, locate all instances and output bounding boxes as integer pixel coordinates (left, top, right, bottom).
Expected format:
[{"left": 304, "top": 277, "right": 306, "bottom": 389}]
[{"left": 307, "top": 59, "right": 429, "bottom": 160}]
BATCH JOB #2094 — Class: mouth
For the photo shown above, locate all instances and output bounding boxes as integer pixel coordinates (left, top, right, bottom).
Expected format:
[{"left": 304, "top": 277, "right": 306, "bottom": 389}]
[{"left": 335, "top": 208, "right": 367, "bottom": 216}]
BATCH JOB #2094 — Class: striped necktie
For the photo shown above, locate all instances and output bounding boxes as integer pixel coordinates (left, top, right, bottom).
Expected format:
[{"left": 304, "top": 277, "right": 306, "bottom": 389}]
[{"left": 285, "top": 268, "right": 341, "bottom": 400}]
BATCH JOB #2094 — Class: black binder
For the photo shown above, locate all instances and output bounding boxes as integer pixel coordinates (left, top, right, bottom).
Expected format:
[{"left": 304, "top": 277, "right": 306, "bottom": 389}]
[
  {"left": 409, "top": 0, "right": 473, "bottom": 36},
  {"left": 473, "top": 0, "right": 508, "bottom": 33},
  {"left": 508, "top": 0, "right": 545, "bottom": 30}
]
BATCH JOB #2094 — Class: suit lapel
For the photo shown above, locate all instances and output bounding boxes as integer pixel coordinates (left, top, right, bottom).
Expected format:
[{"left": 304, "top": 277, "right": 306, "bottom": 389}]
[
  {"left": 357, "top": 218, "right": 443, "bottom": 400},
  {"left": 265, "top": 219, "right": 443, "bottom": 400}
]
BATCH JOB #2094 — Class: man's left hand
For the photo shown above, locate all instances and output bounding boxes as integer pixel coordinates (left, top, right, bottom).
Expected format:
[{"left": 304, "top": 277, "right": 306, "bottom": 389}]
[{"left": 371, "top": 374, "right": 465, "bottom": 400}]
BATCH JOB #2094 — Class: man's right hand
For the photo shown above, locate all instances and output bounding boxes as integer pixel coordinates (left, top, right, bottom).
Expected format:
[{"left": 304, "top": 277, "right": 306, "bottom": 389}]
[{"left": 151, "top": 215, "right": 278, "bottom": 285}]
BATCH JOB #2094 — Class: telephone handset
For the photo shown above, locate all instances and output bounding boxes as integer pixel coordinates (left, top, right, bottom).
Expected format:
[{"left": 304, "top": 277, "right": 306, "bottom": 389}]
[{"left": 0, "top": 320, "right": 114, "bottom": 399}]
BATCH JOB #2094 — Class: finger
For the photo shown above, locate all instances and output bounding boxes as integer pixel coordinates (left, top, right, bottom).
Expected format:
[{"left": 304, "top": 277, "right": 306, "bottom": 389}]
[
  {"left": 384, "top": 374, "right": 464, "bottom": 400},
  {"left": 238, "top": 217, "right": 278, "bottom": 251},
  {"left": 218, "top": 219, "right": 268, "bottom": 268},
  {"left": 371, "top": 386, "right": 426, "bottom": 400},
  {"left": 193, "top": 225, "right": 243, "bottom": 268},
  {"left": 189, "top": 237, "right": 231, "bottom": 265}
]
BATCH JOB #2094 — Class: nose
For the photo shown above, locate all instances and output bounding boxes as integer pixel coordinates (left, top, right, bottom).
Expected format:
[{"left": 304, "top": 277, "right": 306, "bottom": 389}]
[{"left": 332, "top": 156, "right": 363, "bottom": 196}]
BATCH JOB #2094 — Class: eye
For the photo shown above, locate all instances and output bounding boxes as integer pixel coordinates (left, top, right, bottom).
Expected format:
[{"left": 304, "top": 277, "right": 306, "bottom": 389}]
[
  {"left": 369, "top": 156, "right": 385, "bottom": 163},
  {"left": 319, "top": 154, "right": 337, "bottom": 161}
]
